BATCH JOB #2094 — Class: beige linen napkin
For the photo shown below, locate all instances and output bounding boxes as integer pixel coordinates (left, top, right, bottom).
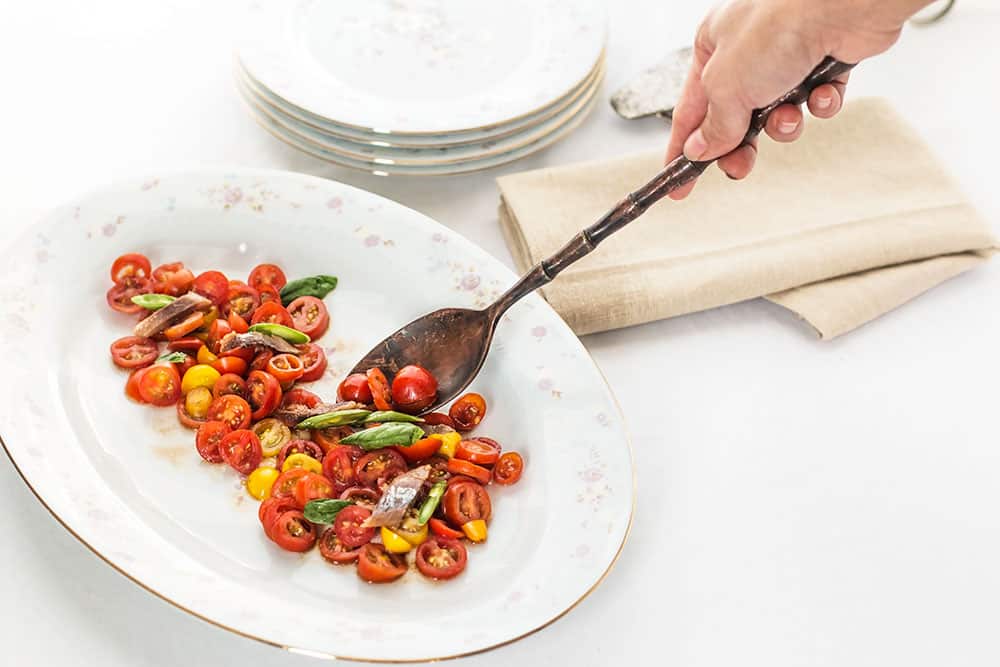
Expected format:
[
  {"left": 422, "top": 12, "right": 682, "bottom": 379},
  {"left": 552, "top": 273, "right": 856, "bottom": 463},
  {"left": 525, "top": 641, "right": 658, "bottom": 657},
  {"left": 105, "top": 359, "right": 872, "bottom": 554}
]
[{"left": 497, "top": 97, "right": 996, "bottom": 339}]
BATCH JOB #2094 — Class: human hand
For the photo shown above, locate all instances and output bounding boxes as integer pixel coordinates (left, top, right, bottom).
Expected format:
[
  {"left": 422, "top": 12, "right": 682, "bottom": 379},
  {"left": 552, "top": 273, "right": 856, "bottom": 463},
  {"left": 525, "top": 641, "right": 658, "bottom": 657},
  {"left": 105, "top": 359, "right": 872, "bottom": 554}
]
[{"left": 665, "top": 0, "right": 933, "bottom": 199}]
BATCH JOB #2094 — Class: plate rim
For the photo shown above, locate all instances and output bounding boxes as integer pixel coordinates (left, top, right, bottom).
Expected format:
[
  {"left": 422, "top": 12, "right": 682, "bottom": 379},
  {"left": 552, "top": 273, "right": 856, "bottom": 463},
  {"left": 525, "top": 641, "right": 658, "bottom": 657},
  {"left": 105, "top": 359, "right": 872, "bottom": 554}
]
[{"left": 0, "top": 167, "right": 636, "bottom": 662}]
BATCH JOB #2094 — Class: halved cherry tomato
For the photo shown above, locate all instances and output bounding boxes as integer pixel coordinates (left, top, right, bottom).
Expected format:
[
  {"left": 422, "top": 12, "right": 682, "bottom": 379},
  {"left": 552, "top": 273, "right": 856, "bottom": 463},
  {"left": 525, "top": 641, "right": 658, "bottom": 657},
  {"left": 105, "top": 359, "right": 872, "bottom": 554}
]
[
  {"left": 312, "top": 425, "right": 352, "bottom": 452},
  {"left": 173, "top": 353, "right": 197, "bottom": 378},
  {"left": 390, "top": 365, "right": 438, "bottom": 414},
  {"left": 167, "top": 337, "right": 204, "bottom": 354},
  {"left": 267, "top": 354, "right": 304, "bottom": 384},
  {"left": 271, "top": 510, "right": 316, "bottom": 552},
  {"left": 449, "top": 393, "right": 487, "bottom": 431},
  {"left": 246, "top": 370, "right": 282, "bottom": 420},
  {"left": 333, "top": 505, "right": 375, "bottom": 548},
  {"left": 206, "top": 394, "right": 252, "bottom": 430},
  {"left": 338, "top": 373, "right": 373, "bottom": 403},
  {"left": 251, "top": 418, "right": 291, "bottom": 457},
  {"left": 250, "top": 301, "right": 294, "bottom": 327},
  {"left": 249, "top": 349, "right": 274, "bottom": 373},
  {"left": 212, "top": 355, "right": 248, "bottom": 376},
  {"left": 219, "top": 429, "right": 262, "bottom": 475},
  {"left": 259, "top": 496, "right": 299, "bottom": 540},
  {"left": 356, "top": 543, "right": 406, "bottom": 583},
  {"left": 125, "top": 367, "right": 147, "bottom": 403},
  {"left": 455, "top": 437, "right": 501, "bottom": 465},
  {"left": 365, "top": 368, "right": 393, "bottom": 411},
  {"left": 276, "top": 440, "right": 324, "bottom": 470},
  {"left": 163, "top": 312, "right": 205, "bottom": 340},
  {"left": 354, "top": 449, "right": 407, "bottom": 488},
  {"left": 270, "top": 468, "right": 311, "bottom": 503},
  {"left": 248, "top": 264, "right": 287, "bottom": 291},
  {"left": 137, "top": 364, "right": 182, "bottom": 406},
  {"left": 415, "top": 536, "right": 468, "bottom": 580},
  {"left": 106, "top": 279, "right": 152, "bottom": 314},
  {"left": 196, "top": 345, "right": 218, "bottom": 365},
  {"left": 422, "top": 412, "right": 456, "bottom": 429},
  {"left": 227, "top": 309, "right": 250, "bottom": 333},
  {"left": 446, "top": 458, "right": 492, "bottom": 485},
  {"left": 294, "top": 471, "right": 335, "bottom": 507},
  {"left": 151, "top": 262, "right": 194, "bottom": 296},
  {"left": 298, "top": 343, "right": 327, "bottom": 383},
  {"left": 339, "top": 486, "right": 378, "bottom": 509},
  {"left": 318, "top": 527, "right": 360, "bottom": 564},
  {"left": 280, "top": 387, "right": 321, "bottom": 411},
  {"left": 177, "top": 392, "right": 208, "bottom": 429},
  {"left": 428, "top": 518, "right": 465, "bottom": 540},
  {"left": 493, "top": 452, "right": 524, "bottom": 485},
  {"left": 224, "top": 283, "right": 260, "bottom": 319},
  {"left": 257, "top": 285, "right": 281, "bottom": 305},
  {"left": 195, "top": 420, "right": 231, "bottom": 463},
  {"left": 111, "top": 253, "right": 152, "bottom": 286},
  {"left": 443, "top": 481, "right": 492, "bottom": 525},
  {"left": 192, "top": 270, "right": 229, "bottom": 306},
  {"left": 206, "top": 319, "right": 233, "bottom": 355},
  {"left": 321, "top": 447, "right": 356, "bottom": 493},
  {"left": 246, "top": 466, "right": 279, "bottom": 500},
  {"left": 287, "top": 296, "right": 330, "bottom": 339},
  {"left": 110, "top": 336, "right": 157, "bottom": 369},
  {"left": 396, "top": 437, "right": 443, "bottom": 463},
  {"left": 213, "top": 372, "right": 247, "bottom": 399}
]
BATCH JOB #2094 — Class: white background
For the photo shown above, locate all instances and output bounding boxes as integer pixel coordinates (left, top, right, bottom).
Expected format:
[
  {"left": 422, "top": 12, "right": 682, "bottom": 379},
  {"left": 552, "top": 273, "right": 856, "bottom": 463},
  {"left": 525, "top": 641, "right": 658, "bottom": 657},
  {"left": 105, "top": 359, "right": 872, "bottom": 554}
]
[{"left": 2, "top": 1, "right": 998, "bottom": 665}]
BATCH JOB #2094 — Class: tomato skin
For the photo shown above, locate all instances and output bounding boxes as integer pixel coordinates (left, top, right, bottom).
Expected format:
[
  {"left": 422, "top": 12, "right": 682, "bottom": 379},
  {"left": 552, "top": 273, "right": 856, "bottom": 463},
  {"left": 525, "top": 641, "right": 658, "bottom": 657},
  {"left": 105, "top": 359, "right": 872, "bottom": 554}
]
[
  {"left": 250, "top": 302, "right": 294, "bottom": 327},
  {"left": 287, "top": 296, "right": 330, "bottom": 339},
  {"left": 422, "top": 412, "right": 456, "bottom": 429},
  {"left": 257, "top": 285, "right": 281, "bottom": 305},
  {"left": 151, "top": 262, "right": 194, "bottom": 296},
  {"left": 428, "top": 518, "right": 465, "bottom": 540},
  {"left": 195, "top": 420, "right": 231, "bottom": 463},
  {"left": 455, "top": 437, "right": 502, "bottom": 465},
  {"left": 248, "top": 264, "right": 287, "bottom": 291},
  {"left": 365, "top": 368, "right": 393, "bottom": 411},
  {"left": 280, "top": 388, "right": 321, "bottom": 410},
  {"left": 224, "top": 283, "right": 260, "bottom": 319},
  {"left": 271, "top": 510, "right": 316, "bottom": 552},
  {"left": 107, "top": 279, "right": 152, "bottom": 314},
  {"left": 219, "top": 429, "right": 263, "bottom": 475},
  {"left": 356, "top": 544, "right": 407, "bottom": 583},
  {"left": 276, "top": 439, "right": 325, "bottom": 470},
  {"left": 312, "top": 425, "right": 352, "bottom": 452},
  {"left": 493, "top": 452, "right": 524, "bottom": 485},
  {"left": 354, "top": 449, "right": 407, "bottom": 489},
  {"left": 415, "top": 536, "right": 468, "bottom": 580},
  {"left": 259, "top": 494, "right": 298, "bottom": 526},
  {"left": 446, "top": 458, "right": 492, "bottom": 485},
  {"left": 390, "top": 365, "right": 438, "bottom": 414},
  {"left": 339, "top": 486, "right": 378, "bottom": 509},
  {"left": 321, "top": 447, "right": 357, "bottom": 493},
  {"left": 249, "top": 349, "right": 274, "bottom": 373},
  {"left": 337, "top": 373, "right": 373, "bottom": 404},
  {"left": 318, "top": 527, "right": 361, "bottom": 564},
  {"left": 333, "top": 505, "right": 375, "bottom": 549},
  {"left": 192, "top": 270, "right": 229, "bottom": 306},
  {"left": 212, "top": 355, "right": 248, "bottom": 376},
  {"left": 137, "top": 364, "right": 182, "bottom": 406},
  {"left": 396, "top": 437, "right": 442, "bottom": 463},
  {"left": 110, "top": 336, "right": 158, "bottom": 369},
  {"left": 176, "top": 399, "right": 207, "bottom": 429},
  {"left": 206, "top": 394, "right": 252, "bottom": 430},
  {"left": 206, "top": 319, "right": 233, "bottom": 355},
  {"left": 125, "top": 368, "right": 147, "bottom": 403},
  {"left": 266, "top": 353, "right": 304, "bottom": 384},
  {"left": 449, "top": 393, "right": 487, "bottom": 431},
  {"left": 167, "top": 337, "right": 203, "bottom": 354},
  {"left": 213, "top": 372, "right": 247, "bottom": 399},
  {"left": 111, "top": 253, "right": 152, "bottom": 286},
  {"left": 298, "top": 343, "right": 327, "bottom": 383},
  {"left": 293, "top": 471, "right": 336, "bottom": 507},
  {"left": 227, "top": 310, "right": 250, "bottom": 334},
  {"left": 270, "top": 468, "right": 311, "bottom": 503},
  {"left": 443, "top": 481, "right": 492, "bottom": 525},
  {"left": 246, "top": 370, "right": 282, "bottom": 420}
]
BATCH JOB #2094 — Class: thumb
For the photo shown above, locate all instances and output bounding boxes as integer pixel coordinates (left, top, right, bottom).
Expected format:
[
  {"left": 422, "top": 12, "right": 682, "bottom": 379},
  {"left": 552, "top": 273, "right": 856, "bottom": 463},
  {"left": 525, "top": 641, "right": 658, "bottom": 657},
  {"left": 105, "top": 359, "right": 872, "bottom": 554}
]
[{"left": 682, "top": 96, "right": 753, "bottom": 162}]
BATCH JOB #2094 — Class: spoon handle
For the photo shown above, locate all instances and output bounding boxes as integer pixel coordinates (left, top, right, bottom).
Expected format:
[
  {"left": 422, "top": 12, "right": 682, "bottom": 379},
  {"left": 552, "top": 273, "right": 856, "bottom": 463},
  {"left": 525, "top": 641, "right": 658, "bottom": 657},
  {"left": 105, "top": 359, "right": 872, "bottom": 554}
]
[{"left": 489, "top": 57, "right": 855, "bottom": 318}]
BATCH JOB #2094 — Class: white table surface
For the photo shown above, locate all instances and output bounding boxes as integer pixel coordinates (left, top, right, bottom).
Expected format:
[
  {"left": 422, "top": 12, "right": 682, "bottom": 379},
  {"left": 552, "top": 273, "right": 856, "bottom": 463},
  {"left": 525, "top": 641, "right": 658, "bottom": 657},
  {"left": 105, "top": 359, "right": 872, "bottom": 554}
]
[{"left": 2, "top": 1, "right": 998, "bottom": 665}]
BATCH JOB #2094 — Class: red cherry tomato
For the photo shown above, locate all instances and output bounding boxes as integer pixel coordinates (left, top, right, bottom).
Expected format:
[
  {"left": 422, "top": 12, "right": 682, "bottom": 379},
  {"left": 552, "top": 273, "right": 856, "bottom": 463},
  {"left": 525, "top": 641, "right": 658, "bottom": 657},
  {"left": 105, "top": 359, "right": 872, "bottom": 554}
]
[
  {"left": 249, "top": 349, "right": 273, "bottom": 373},
  {"left": 298, "top": 343, "right": 327, "bottom": 382},
  {"left": 266, "top": 354, "right": 304, "bottom": 384},
  {"left": 176, "top": 399, "right": 207, "bottom": 429},
  {"left": 449, "top": 393, "right": 487, "bottom": 431},
  {"left": 287, "top": 296, "right": 330, "bottom": 339},
  {"left": 125, "top": 368, "right": 147, "bottom": 403},
  {"left": 396, "top": 437, "right": 442, "bottom": 463},
  {"left": 206, "top": 319, "right": 233, "bottom": 355},
  {"left": 195, "top": 420, "right": 231, "bottom": 463},
  {"left": 257, "top": 285, "right": 281, "bottom": 305},
  {"left": 224, "top": 283, "right": 260, "bottom": 319},
  {"left": 137, "top": 364, "right": 182, "bottom": 406},
  {"left": 110, "top": 336, "right": 157, "bottom": 369},
  {"left": 167, "top": 337, "right": 203, "bottom": 354},
  {"left": 192, "top": 270, "right": 229, "bottom": 306},
  {"left": 227, "top": 310, "right": 250, "bottom": 333},
  {"left": 422, "top": 412, "right": 456, "bottom": 429},
  {"left": 333, "top": 505, "right": 375, "bottom": 549},
  {"left": 365, "top": 368, "right": 393, "bottom": 411},
  {"left": 339, "top": 486, "right": 378, "bottom": 510},
  {"left": 106, "top": 279, "right": 152, "bottom": 314},
  {"left": 294, "top": 471, "right": 335, "bottom": 507},
  {"left": 337, "top": 373, "right": 373, "bottom": 404},
  {"left": 212, "top": 355, "right": 248, "bottom": 376},
  {"left": 446, "top": 458, "right": 492, "bottom": 485},
  {"left": 415, "top": 536, "right": 468, "bottom": 580},
  {"left": 250, "top": 302, "right": 294, "bottom": 327},
  {"left": 151, "top": 262, "right": 194, "bottom": 296},
  {"left": 280, "top": 387, "right": 321, "bottom": 410},
  {"left": 390, "top": 365, "right": 438, "bottom": 414},
  {"left": 213, "top": 373, "right": 247, "bottom": 399},
  {"left": 354, "top": 449, "right": 407, "bottom": 488},
  {"left": 428, "top": 518, "right": 465, "bottom": 540},
  {"left": 270, "top": 468, "right": 311, "bottom": 503},
  {"left": 443, "top": 481, "right": 492, "bottom": 525},
  {"left": 259, "top": 496, "right": 299, "bottom": 539},
  {"left": 206, "top": 394, "right": 252, "bottom": 430},
  {"left": 110, "top": 253, "right": 152, "bottom": 286},
  {"left": 318, "top": 527, "right": 361, "bottom": 564},
  {"left": 219, "top": 429, "right": 262, "bottom": 475},
  {"left": 271, "top": 510, "right": 316, "bottom": 552},
  {"left": 493, "top": 452, "right": 524, "bottom": 485},
  {"left": 455, "top": 437, "right": 502, "bottom": 465},
  {"left": 312, "top": 425, "right": 352, "bottom": 452},
  {"left": 275, "top": 439, "right": 324, "bottom": 470},
  {"left": 321, "top": 447, "right": 356, "bottom": 493},
  {"left": 246, "top": 370, "right": 282, "bottom": 420},
  {"left": 356, "top": 543, "right": 407, "bottom": 583},
  {"left": 173, "top": 353, "right": 197, "bottom": 378},
  {"left": 248, "top": 264, "right": 287, "bottom": 291}
]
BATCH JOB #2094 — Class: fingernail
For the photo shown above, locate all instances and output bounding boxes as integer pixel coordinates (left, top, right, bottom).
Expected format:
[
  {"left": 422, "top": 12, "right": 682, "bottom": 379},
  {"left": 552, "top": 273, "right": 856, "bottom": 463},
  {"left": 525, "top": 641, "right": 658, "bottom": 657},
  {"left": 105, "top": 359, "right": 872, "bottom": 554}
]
[
  {"left": 815, "top": 95, "right": 832, "bottom": 109},
  {"left": 778, "top": 120, "right": 799, "bottom": 134},
  {"left": 683, "top": 129, "right": 708, "bottom": 160}
]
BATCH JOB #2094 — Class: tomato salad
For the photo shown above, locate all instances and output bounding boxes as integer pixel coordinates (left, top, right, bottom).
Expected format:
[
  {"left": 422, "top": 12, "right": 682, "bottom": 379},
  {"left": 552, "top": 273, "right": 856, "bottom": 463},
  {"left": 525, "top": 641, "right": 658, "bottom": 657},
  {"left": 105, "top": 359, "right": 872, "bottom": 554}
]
[{"left": 106, "top": 253, "right": 524, "bottom": 583}]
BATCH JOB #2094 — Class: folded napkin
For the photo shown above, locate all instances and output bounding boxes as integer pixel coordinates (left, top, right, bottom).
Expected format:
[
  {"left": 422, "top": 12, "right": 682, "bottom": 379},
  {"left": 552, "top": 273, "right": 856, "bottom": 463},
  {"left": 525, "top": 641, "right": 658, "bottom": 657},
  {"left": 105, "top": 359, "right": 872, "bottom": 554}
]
[{"left": 497, "top": 97, "right": 997, "bottom": 339}]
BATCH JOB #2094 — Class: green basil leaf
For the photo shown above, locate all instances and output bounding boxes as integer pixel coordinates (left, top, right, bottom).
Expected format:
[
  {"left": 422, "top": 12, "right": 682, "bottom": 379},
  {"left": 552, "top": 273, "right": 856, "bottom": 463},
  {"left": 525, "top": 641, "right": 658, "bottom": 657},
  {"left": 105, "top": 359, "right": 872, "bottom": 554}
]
[
  {"left": 296, "top": 409, "right": 371, "bottom": 430},
  {"left": 417, "top": 480, "right": 447, "bottom": 525},
  {"left": 303, "top": 498, "right": 353, "bottom": 524},
  {"left": 340, "top": 423, "right": 425, "bottom": 450},
  {"left": 364, "top": 410, "right": 425, "bottom": 424},
  {"left": 156, "top": 351, "right": 189, "bottom": 364},
  {"left": 247, "top": 322, "right": 310, "bottom": 344},
  {"left": 131, "top": 293, "right": 176, "bottom": 310},
  {"left": 280, "top": 275, "right": 338, "bottom": 306}
]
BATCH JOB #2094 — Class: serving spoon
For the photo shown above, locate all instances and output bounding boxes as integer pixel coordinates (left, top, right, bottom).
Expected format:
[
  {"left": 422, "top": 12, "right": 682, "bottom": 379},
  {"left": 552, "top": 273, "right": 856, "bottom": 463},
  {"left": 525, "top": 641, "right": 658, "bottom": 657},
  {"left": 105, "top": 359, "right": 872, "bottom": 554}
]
[{"left": 350, "top": 58, "right": 855, "bottom": 413}]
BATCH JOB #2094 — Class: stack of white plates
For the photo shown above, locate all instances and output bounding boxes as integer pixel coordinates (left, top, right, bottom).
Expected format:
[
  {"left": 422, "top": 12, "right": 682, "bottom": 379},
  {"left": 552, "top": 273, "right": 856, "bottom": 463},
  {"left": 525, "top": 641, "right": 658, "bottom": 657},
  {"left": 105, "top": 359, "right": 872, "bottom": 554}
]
[{"left": 236, "top": 0, "right": 606, "bottom": 176}]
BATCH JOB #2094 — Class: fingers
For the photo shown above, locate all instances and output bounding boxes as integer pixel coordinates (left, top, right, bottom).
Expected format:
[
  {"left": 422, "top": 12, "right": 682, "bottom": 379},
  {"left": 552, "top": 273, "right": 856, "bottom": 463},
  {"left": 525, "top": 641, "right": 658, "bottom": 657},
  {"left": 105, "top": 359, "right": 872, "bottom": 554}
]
[
  {"left": 716, "top": 140, "right": 758, "bottom": 180},
  {"left": 764, "top": 104, "right": 804, "bottom": 142},
  {"left": 682, "top": 93, "right": 755, "bottom": 162}
]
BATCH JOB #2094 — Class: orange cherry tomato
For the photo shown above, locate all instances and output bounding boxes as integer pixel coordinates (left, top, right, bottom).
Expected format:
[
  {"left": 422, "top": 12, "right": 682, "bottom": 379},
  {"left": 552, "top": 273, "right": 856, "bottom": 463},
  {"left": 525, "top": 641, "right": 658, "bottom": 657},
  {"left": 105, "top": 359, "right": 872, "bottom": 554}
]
[
  {"left": 493, "top": 452, "right": 524, "bottom": 485},
  {"left": 267, "top": 354, "right": 304, "bottom": 384},
  {"left": 446, "top": 458, "right": 492, "bottom": 485},
  {"left": 365, "top": 368, "right": 393, "bottom": 411},
  {"left": 293, "top": 472, "right": 335, "bottom": 507},
  {"left": 449, "top": 393, "right": 487, "bottom": 431},
  {"left": 397, "top": 437, "right": 443, "bottom": 463},
  {"left": 455, "top": 437, "right": 501, "bottom": 465}
]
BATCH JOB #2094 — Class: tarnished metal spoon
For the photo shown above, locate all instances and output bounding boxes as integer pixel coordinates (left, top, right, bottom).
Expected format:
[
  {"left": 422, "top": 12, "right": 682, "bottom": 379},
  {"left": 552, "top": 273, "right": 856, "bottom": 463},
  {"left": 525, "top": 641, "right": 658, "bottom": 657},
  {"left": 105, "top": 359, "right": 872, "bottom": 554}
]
[{"left": 350, "top": 58, "right": 855, "bottom": 413}]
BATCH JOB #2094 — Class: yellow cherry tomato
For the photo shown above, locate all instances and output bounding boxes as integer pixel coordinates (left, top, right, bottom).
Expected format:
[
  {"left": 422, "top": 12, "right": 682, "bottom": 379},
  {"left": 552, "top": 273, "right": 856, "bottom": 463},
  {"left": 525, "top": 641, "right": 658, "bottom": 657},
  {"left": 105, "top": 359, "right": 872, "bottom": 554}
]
[
  {"left": 462, "top": 519, "right": 487, "bottom": 543},
  {"left": 184, "top": 386, "right": 214, "bottom": 419},
  {"left": 181, "top": 364, "right": 221, "bottom": 394},
  {"left": 394, "top": 509, "right": 428, "bottom": 546},
  {"left": 430, "top": 431, "right": 461, "bottom": 458},
  {"left": 196, "top": 344, "right": 218, "bottom": 365},
  {"left": 252, "top": 418, "right": 291, "bottom": 458},
  {"left": 201, "top": 306, "right": 219, "bottom": 328},
  {"left": 281, "top": 453, "right": 322, "bottom": 474},
  {"left": 246, "top": 466, "right": 280, "bottom": 500},
  {"left": 381, "top": 526, "right": 413, "bottom": 553}
]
